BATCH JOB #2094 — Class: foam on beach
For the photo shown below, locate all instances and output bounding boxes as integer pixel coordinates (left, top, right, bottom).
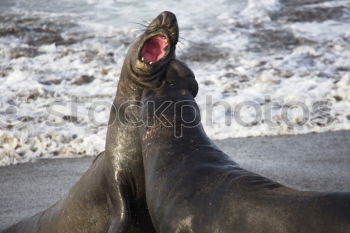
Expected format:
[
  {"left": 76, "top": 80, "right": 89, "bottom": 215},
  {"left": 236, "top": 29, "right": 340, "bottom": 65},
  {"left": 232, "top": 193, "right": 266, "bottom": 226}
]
[{"left": 0, "top": 0, "right": 350, "bottom": 165}]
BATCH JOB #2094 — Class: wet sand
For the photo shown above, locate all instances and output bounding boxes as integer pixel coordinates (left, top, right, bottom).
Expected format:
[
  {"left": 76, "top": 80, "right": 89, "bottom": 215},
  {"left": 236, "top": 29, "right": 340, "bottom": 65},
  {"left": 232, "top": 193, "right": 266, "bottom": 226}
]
[{"left": 1, "top": 130, "right": 350, "bottom": 228}]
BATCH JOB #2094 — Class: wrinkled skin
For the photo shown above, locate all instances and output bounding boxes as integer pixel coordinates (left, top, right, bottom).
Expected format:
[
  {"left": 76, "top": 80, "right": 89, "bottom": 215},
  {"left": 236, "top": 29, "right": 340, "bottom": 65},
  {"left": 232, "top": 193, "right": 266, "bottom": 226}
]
[
  {"left": 2, "top": 11, "right": 178, "bottom": 233},
  {"left": 140, "top": 59, "right": 350, "bottom": 233}
]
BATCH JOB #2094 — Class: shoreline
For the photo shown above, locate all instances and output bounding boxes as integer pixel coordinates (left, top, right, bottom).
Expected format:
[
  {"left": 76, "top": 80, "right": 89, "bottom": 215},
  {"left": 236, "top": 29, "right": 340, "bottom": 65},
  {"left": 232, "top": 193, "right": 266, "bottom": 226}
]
[{"left": 1, "top": 130, "right": 350, "bottom": 228}]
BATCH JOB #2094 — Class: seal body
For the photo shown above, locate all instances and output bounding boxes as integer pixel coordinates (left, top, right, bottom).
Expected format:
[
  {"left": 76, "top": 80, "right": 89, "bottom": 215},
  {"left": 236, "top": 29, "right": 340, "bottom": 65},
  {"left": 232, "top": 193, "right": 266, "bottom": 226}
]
[
  {"left": 2, "top": 11, "right": 179, "bottom": 233},
  {"left": 140, "top": 59, "right": 350, "bottom": 233},
  {"left": 2, "top": 152, "right": 110, "bottom": 233},
  {"left": 103, "top": 10, "right": 178, "bottom": 233}
]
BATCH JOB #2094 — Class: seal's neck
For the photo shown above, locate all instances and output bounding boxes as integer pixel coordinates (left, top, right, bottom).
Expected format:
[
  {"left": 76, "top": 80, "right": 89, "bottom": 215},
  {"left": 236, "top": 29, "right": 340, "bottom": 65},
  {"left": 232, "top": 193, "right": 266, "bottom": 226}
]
[{"left": 116, "top": 59, "right": 166, "bottom": 103}]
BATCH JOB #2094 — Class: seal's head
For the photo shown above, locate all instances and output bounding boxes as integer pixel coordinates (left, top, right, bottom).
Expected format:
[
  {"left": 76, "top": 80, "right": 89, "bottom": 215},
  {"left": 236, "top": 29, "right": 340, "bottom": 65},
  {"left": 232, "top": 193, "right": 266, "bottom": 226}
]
[
  {"left": 125, "top": 11, "right": 179, "bottom": 86},
  {"left": 165, "top": 60, "right": 198, "bottom": 98},
  {"left": 141, "top": 59, "right": 199, "bottom": 102}
]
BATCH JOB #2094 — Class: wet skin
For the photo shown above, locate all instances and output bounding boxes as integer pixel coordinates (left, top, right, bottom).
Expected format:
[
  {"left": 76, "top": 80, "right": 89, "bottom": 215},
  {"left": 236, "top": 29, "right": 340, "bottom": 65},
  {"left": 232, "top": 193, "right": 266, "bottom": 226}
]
[
  {"left": 2, "top": 11, "right": 178, "bottom": 233},
  {"left": 140, "top": 59, "right": 350, "bottom": 233}
]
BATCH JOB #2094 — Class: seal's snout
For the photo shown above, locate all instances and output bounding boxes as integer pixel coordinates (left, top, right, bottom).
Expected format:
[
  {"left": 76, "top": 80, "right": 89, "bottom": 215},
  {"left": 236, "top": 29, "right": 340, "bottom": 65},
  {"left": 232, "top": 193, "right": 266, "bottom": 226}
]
[
  {"left": 137, "top": 11, "right": 178, "bottom": 67},
  {"left": 159, "top": 11, "right": 177, "bottom": 29},
  {"left": 151, "top": 11, "right": 177, "bottom": 28},
  {"left": 159, "top": 11, "right": 178, "bottom": 43},
  {"left": 147, "top": 11, "right": 179, "bottom": 45}
]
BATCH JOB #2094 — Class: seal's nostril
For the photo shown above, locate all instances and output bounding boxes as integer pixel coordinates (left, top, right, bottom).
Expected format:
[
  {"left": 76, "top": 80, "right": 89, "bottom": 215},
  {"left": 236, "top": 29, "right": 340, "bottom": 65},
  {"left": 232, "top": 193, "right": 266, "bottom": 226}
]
[
  {"left": 161, "top": 16, "right": 167, "bottom": 27},
  {"left": 156, "top": 14, "right": 164, "bottom": 25},
  {"left": 160, "top": 11, "right": 177, "bottom": 27},
  {"left": 147, "top": 11, "right": 178, "bottom": 44},
  {"left": 161, "top": 11, "right": 176, "bottom": 19}
]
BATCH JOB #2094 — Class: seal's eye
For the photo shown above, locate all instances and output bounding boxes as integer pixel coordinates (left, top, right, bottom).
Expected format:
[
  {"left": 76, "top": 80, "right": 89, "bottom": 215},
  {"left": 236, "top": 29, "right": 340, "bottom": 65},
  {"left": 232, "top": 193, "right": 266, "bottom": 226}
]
[{"left": 140, "top": 35, "right": 169, "bottom": 64}]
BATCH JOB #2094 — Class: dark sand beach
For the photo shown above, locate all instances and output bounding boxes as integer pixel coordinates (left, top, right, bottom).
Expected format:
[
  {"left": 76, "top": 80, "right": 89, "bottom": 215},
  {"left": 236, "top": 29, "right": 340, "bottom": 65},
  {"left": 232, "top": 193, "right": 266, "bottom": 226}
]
[{"left": 1, "top": 130, "right": 350, "bottom": 229}]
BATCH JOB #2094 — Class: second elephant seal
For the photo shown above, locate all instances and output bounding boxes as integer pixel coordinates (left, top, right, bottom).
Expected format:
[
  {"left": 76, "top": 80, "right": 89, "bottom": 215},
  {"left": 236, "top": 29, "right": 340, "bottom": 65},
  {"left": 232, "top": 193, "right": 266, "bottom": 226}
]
[{"left": 139, "top": 59, "right": 350, "bottom": 233}]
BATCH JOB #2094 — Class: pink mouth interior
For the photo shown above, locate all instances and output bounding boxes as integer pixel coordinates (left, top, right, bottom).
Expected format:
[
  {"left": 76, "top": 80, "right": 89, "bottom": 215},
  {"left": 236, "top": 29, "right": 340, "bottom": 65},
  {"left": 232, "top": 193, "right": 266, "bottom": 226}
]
[{"left": 141, "top": 35, "right": 168, "bottom": 63}]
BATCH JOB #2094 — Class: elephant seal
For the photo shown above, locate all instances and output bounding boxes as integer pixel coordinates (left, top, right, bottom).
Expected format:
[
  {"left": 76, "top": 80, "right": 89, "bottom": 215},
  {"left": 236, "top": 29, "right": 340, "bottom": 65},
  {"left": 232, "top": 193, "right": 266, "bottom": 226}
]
[
  {"left": 139, "top": 59, "right": 350, "bottom": 233},
  {"left": 2, "top": 11, "right": 178, "bottom": 233}
]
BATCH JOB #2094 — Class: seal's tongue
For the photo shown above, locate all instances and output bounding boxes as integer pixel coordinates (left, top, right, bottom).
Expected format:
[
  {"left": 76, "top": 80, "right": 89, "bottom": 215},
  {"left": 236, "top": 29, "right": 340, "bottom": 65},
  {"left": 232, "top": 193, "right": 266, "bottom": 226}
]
[{"left": 141, "top": 35, "right": 168, "bottom": 63}]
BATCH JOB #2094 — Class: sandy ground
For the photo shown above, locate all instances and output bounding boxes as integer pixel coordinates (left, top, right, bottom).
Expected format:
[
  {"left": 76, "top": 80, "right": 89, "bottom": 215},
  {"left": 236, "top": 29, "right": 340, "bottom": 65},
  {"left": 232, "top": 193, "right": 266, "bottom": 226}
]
[{"left": 1, "top": 130, "right": 350, "bottom": 229}]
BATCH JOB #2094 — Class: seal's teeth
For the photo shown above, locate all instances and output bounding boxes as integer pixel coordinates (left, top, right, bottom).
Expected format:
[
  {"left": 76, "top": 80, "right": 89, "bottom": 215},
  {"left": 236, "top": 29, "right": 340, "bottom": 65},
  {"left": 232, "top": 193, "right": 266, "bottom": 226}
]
[
  {"left": 141, "top": 57, "right": 145, "bottom": 61},
  {"left": 150, "top": 61, "right": 153, "bottom": 65}
]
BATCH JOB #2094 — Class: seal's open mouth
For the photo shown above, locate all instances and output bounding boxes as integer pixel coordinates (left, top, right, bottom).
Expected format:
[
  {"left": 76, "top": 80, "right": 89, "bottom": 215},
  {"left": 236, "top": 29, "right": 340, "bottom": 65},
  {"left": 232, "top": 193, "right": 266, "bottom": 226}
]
[{"left": 140, "top": 35, "right": 169, "bottom": 64}]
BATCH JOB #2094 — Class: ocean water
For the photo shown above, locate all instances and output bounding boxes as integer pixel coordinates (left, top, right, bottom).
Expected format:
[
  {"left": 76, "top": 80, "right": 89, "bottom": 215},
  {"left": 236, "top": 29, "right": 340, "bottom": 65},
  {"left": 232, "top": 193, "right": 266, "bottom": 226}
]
[{"left": 1, "top": 0, "right": 350, "bottom": 166}]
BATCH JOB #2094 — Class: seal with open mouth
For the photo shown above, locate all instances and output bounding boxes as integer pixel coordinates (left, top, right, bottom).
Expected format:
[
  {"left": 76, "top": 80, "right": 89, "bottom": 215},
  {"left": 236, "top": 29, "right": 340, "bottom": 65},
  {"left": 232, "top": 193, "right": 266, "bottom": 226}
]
[
  {"left": 139, "top": 59, "right": 350, "bottom": 233},
  {"left": 103, "top": 10, "right": 178, "bottom": 233},
  {"left": 1, "top": 11, "right": 178, "bottom": 233}
]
